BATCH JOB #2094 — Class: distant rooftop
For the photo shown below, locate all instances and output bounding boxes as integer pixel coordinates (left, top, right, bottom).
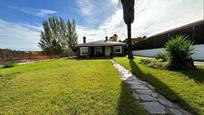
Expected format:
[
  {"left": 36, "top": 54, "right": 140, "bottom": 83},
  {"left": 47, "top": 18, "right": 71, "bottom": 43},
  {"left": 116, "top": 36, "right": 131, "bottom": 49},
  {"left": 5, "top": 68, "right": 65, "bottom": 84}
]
[
  {"left": 78, "top": 40, "right": 126, "bottom": 47},
  {"left": 148, "top": 20, "right": 204, "bottom": 38}
]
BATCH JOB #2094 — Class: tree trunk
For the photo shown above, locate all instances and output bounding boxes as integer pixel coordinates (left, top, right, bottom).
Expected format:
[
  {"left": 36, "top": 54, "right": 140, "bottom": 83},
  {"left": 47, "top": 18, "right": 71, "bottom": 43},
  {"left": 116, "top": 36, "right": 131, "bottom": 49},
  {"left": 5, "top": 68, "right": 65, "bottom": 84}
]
[{"left": 127, "top": 23, "right": 134, "bottom": 59}]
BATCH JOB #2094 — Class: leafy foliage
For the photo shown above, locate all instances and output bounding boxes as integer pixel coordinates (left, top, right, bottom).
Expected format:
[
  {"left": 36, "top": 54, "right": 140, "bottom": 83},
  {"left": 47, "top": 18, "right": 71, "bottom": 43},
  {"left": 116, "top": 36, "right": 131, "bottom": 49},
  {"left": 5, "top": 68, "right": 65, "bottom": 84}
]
[
  {"left": 66, "top": 20, "right": 78, "bottom": 52},
  {"left": 140, "top": 58, "right": 167, "bottom": 69},
  {"left": 155, "top": 51, "right": 168, "bottom": 62},
  {"left": 120, "top": 0, "right": 135, "bottom": 24},
  {"left": 109, "top": 34, "right": 118, "bottom": 41},
  {"left": 39, "top": 17, "right": 78, "bottom": 56},
  {"left": 165, "top": 35, "right": 195, "bottom": 69}
]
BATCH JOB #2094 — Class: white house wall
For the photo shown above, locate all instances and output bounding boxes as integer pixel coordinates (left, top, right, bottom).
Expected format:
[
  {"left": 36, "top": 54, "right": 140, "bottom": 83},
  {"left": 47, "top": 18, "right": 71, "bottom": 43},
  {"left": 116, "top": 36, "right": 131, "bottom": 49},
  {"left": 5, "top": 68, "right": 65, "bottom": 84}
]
[{"left": 133, "top": 44, "right": 204, "bottom": 60}]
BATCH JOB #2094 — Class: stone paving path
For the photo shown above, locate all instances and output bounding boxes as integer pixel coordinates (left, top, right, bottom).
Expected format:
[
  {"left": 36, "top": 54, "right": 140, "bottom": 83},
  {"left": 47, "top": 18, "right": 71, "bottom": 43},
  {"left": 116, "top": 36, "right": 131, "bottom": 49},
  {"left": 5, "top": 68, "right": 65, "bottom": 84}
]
[{"left": 111, "top": 60, "right": 191, "bottom": 115}]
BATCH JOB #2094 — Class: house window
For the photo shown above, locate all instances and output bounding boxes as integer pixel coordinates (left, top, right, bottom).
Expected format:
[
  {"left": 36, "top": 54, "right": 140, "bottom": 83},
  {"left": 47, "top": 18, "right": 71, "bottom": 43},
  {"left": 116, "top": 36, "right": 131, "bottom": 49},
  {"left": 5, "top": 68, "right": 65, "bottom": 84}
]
[
  {"left": 94, "top": 47, "right": 102, "bottom": 54},
  {"left": 80, "top": 47, "right": 88, "bottom": 56},
  {"left": 114, "top": 46, "right": 122, "bottom": 53}
]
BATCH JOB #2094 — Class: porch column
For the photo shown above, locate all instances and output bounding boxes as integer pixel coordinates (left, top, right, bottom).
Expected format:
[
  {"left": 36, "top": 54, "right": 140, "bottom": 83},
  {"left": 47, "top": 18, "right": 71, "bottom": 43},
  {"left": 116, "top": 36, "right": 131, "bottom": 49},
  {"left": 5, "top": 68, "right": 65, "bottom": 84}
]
[
  {"left": 102, "top": 47, "right": 105, "bottom": 56},
  {"left": 111, "top": 46, "right": 114, "bottom": 57},
  {"left": 88, "top": 47, "right": 91, "bottom": 57}
]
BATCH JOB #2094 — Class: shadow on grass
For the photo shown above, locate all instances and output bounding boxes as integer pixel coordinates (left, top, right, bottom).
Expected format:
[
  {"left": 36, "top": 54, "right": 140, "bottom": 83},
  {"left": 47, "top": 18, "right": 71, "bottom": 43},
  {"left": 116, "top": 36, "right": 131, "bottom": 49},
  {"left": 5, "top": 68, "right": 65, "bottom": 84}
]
[
  {"left": 117, "top": 82, "right": 147, "bottom": 115},
  {"left": 128, "top": 59, "right": 198, "bottom": 114},
  {"left": 180, "top": 67, "right": 204, "bottom": 83}
]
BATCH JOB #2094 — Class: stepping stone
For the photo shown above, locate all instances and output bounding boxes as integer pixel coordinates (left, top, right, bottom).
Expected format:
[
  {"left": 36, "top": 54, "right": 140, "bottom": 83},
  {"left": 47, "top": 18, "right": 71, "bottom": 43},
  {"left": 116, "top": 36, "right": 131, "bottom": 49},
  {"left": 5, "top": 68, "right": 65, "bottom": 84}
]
[
  {"left": 126, "top": 80, "right": 143, "bottom": 85},
  {"left": 158, "top": 98, "right": 174, "bottom": 107},
  {"left": 137, "top": 80, "right": 147, "bottom": 84},
  {"left": 129, "top": 76, "right": 138, "bottom": 80},
  {"left": 125, "top": 76, "right": 138, "bottom": 81},
  {"left": 122, "top": 77, "right": 131, "bottom": 80},
  {"left": 141, "top": 102, "right": 166, "bottom": 114},
  {"left": 123, "top": 73, "right": 132, "bottom": 78},
  {"left": 136, "top": 89, "right": 153, "bottom": 94},
  {"left": 179, "top": 109, "right": 191, "bottom": 115},
  {"left": 138, "top": 94, "right": 157, "bottom": 102},
  {"left": 150, "top": 93, "right": 158, "bottom": 98},
  {"left": 121, "top": 77, "right": 129, "bottom": 80},
  {"left": 130, "top": 84, "right": 149, "bottom": 90},
  {"left": 169, "top": 108, "right": 183, "bottom": 115},
  {"left": 147, "top": 84, "right": 155, "bottom": 90}
]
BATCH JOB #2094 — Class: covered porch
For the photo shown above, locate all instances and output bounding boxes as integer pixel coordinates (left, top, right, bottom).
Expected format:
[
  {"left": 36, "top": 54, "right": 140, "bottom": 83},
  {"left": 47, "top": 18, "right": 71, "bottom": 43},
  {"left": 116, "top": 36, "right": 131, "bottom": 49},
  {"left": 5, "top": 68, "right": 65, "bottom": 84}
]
[
  {"left": 79, "top": 46, "right": 114, "bottom": 57},
  {"left": 88, "top": 46, "right": 112, "bottom": 57}
]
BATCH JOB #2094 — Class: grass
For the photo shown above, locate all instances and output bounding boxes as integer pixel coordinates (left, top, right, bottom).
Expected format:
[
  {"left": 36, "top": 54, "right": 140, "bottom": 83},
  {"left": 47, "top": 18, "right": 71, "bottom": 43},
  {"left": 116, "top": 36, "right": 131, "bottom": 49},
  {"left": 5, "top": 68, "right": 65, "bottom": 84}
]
[
  {"left": 114, "top": 57, "right": 204, "bottom": 114},
  {"left": 0, "top": 58, "right": 146, "bottom": 114}
]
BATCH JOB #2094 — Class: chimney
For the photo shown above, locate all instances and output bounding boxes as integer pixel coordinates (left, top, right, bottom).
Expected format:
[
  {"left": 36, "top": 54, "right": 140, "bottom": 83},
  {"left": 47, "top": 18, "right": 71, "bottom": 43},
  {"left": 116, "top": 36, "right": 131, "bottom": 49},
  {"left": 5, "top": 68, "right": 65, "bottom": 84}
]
[
  {"left": 105, "top": 36, "right": 108, "bottom": 41},
  {"left": 83, "top": 36, "right": 86, "bottom": 43}
]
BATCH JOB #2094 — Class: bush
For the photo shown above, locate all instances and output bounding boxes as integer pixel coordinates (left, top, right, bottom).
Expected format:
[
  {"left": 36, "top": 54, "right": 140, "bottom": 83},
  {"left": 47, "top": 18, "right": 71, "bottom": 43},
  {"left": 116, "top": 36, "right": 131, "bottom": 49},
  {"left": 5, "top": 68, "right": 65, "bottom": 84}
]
[
  {"left": 165, "top": 35, "right": 195, "bottom": 69},
  {"left": 3, "top": 59, "right": 16, "bottom": 68},
  {"left": 155, "top": 51, "right": 168, "bottom": 62},
  {"left": 140, "top": 59, "right": 151, "bottom": 65},
  {"left": 60, "top": 48, "right": 76, "bottom": 57},
  {"left": 140, "top": 59, "right": 167, "bottom": 69}
]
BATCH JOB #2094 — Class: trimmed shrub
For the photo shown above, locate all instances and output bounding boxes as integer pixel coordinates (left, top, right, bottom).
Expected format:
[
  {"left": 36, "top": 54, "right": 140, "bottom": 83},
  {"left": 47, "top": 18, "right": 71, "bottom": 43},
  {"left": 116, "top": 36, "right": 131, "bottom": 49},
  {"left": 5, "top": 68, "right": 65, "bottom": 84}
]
[
  {"left": 140, "top": 59, "right": 151, "bottom": 65},
  {"left": 140, "top": 59, "right": 167, "bottom": 69},
  {"left": 165, "top": 35, "right": 195, "bottom": 69},
  {"left": 155, "top": 51, "right": 168, "bottom": 62}
]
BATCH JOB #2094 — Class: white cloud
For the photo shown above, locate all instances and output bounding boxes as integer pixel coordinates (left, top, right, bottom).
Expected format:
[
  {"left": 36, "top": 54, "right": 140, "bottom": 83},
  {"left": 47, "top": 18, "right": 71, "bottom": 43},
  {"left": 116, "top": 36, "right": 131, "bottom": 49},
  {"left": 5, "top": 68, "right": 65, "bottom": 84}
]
[
  {"left": 76, "top": 0, "right": 125, "bottom": 43},
  {"left": 0, "top": 19, "right": 41, "bottom": 51},
  {"left": 26, "top": 9, "right": 57, "bottom": 17},
  {"left": 132, "top": 0, "right": 203, "bottom": 37},
  {"left": 76, "top": 0, "right": 203, "bottom": 43},
  {"left": 20, "top": 23, "right": 42, "bottom": 31},
  {"left": 110, "top": 0, "right": 118, "bottom": 5},
  {"left": 8, "top": 6, "right": 57, "bottom": 17},
  {"left": 76, "top": 0, "right": 116, "bottom": 24},
  {"left": 76, "top": 0, "right": 95, "bottom": 18},
  {"left": 75, "top": 1, "right": 131, "bottom": 43}
]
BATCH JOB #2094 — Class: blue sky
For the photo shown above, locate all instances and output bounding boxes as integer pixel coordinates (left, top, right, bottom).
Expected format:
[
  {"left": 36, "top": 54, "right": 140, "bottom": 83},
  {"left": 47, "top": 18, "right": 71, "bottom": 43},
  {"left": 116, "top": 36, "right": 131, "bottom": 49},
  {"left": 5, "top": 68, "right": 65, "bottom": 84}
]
[{"left": 0, "top": 0, "right": 203, "bottom": 51}]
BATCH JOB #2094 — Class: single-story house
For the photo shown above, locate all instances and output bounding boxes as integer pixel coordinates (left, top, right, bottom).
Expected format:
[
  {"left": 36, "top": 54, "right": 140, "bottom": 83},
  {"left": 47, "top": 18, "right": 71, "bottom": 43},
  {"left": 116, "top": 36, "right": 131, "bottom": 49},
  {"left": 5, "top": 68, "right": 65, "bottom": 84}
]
[{"left": 77, "top": 37, "right": 126, "bottom": 57}]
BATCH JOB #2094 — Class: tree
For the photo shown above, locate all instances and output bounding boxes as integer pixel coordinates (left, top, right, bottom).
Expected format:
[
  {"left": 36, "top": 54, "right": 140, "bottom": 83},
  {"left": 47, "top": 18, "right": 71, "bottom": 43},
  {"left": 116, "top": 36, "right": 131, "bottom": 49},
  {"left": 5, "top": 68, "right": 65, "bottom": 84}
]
[
  {"left": 109, "top": 34, "right": 118, "bottom": 41},
  {"left": 39, "top": 17, "right": 64, "bottom": 56},
  {"left": 39, "top": 17, "right": 78, "bottom": 56},
  {"left": 120, "top": 0, "right": 135, "bottom": 59},
  {"left": 66, "top": 20, "right": 78, "bottom": 52}
]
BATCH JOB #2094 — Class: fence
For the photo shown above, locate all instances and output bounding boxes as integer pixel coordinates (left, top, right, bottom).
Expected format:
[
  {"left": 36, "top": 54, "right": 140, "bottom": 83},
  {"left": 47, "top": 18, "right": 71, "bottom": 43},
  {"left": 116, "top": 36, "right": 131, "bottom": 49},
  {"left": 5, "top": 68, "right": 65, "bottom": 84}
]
[{"left": 133, "top": 20, "right": 204, "bottom": 50}]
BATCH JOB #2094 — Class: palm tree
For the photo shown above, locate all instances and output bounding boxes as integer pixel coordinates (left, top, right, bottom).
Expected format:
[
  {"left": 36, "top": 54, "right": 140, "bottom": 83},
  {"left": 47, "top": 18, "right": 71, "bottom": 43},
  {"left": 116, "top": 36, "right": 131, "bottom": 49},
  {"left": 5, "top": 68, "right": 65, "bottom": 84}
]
[{"left": 120, "top": 0, "right": 135, "bottom": 59}]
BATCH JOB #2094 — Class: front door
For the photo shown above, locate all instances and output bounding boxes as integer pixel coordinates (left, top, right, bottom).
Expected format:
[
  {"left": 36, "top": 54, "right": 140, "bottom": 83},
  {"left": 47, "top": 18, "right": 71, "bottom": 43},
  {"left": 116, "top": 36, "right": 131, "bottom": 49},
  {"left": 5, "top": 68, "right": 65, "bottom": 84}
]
[
  {"left": 94, "top": 47, "right": 102, "bottom": 56},
  {"left": 105, "top": 47, "right": 111, "bottom": 56}
]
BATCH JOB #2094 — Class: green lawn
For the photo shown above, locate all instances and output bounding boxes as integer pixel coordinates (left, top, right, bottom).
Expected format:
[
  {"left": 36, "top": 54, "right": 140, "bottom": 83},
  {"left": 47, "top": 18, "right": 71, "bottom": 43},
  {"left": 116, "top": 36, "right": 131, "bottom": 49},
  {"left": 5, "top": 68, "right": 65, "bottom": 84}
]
[
  {"left": 114, "top": 57, "right": 204, "bottom": 114},
  {"left": 0, "top": 58, "right": 146, "bottom": 114}
]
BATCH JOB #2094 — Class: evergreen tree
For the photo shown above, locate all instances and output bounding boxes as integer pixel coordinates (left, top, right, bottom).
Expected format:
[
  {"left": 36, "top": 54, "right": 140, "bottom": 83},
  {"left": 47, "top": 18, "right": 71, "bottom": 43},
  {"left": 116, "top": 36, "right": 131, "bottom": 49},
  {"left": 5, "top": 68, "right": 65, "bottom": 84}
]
[{"left": 39, "top": 17, "right": 78, "bottom": 56}]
